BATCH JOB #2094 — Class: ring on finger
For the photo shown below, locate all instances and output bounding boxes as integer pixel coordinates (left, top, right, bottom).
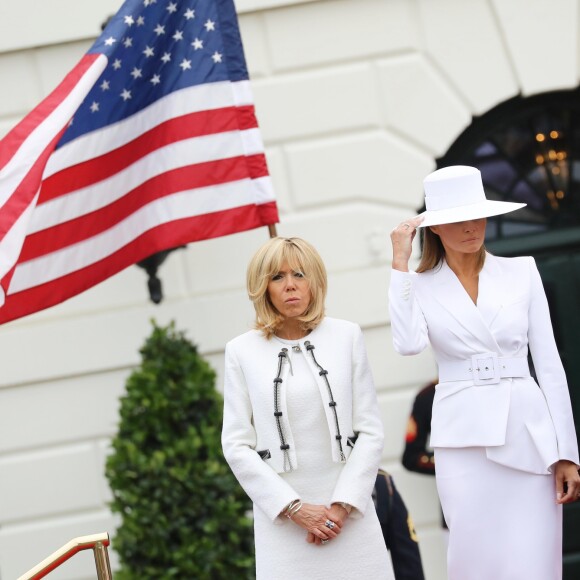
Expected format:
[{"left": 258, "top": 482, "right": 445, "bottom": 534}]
[
  {"left": 324, "top": 519, "right": 335, "bottom": 529},
  {"left": 402, "top": 223, "right": 411, "bottom": 229},
  {"left": 321, "top": 538, "right": 329, "bottom": 544}
]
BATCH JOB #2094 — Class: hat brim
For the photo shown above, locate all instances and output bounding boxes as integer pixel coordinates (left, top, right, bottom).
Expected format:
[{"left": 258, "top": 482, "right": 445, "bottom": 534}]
[{"left": 417, "top": 200, "right": 526, "bottom": 228}]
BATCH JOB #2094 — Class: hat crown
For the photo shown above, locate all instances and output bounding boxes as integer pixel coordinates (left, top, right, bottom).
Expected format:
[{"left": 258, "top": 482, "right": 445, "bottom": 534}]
[{"left": 423, "top": 165, "right": 486, "bottom": 211}]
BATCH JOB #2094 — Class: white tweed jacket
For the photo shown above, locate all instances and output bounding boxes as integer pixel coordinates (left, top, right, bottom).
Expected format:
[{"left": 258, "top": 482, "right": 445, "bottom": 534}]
[{"left": 221, "top": 317, "right": 384, "bottom": 522}]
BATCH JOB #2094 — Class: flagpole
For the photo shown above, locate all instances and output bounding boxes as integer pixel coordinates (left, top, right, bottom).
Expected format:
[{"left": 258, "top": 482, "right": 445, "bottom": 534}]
[{"left": 268, "top": 224, "right": 278, "bottom": 238}]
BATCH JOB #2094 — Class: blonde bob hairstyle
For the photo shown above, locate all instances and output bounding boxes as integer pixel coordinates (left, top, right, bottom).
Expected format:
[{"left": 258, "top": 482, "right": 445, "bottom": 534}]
[
  {"left": 417, "top": 226, "right": 486, "bottom": 273},
  {"left": 247, "top": 237, "right": 327, "bottom": 338}
]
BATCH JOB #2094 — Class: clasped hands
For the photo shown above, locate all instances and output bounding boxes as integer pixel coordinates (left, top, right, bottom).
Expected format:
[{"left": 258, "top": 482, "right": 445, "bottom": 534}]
[{"left": 289, "top": 502, "right": 350, "bottom": 546}]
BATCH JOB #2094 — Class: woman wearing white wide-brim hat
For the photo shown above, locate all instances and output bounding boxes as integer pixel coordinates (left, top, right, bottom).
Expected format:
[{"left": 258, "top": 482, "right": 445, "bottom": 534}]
[{"left": 389, "top": 165, "right": 580, "bottom": 580}]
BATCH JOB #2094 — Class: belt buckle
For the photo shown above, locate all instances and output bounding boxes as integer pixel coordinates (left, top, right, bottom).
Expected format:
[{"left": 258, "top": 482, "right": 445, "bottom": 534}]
[{"left": 470, "top": 352, "right": 500, "bottom": 386}]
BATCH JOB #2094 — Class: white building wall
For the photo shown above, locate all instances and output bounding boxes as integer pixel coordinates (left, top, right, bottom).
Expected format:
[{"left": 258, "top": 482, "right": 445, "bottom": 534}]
[{"left": 0, "top": 0, "right": 578, "bottom": 578}]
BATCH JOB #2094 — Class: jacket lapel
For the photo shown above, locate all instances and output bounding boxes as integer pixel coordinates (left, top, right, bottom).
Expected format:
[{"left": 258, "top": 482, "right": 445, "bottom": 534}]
[
  {"left": 430, "top": 259, "right": 501, "bottom": 353},
  {"left": 476, "top": 254, "right": 504, "bottom": 329}
]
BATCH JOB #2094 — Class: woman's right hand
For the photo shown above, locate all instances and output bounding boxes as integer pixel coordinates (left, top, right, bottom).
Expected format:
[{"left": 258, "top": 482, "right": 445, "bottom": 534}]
[
  {"left": 390, "top": 216, "right": 423, "bottom": 272},
  {"left": 290, "top": 502, "right": 341, "bottom": 542}
]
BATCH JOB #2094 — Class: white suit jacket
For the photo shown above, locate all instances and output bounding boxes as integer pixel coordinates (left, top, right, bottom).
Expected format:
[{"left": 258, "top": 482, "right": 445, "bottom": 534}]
[
  {"left": 221, "top": 317, "right": 384, "bottom": 522},
  {"left": 389, "top": 254, "right": 579, "bottom": 474}
]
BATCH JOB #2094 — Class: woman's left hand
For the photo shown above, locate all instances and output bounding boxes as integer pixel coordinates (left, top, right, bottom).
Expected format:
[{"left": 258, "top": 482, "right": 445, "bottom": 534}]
[
  {"left": 306, "top": 504, "right": 350, "bottom": 546},
  {"left": 554, "top": 460, "right": 580, "bottom": 504}
]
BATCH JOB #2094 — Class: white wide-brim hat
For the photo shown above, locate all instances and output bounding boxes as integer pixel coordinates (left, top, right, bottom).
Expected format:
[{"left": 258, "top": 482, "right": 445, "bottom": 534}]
[{"left": 417, "top": 165, "right": 526, "bottom": 228}]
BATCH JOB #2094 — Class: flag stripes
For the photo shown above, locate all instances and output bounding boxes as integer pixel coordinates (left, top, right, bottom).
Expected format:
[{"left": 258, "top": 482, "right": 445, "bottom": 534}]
[
  {"left": 6, "top": 202, "right": 276, "bottom": 322},
  {"left": 40, "top": 105, "right": 259, "bottom": 201},
  {"left": 21, "top": 154, "right": 269, "bottom": 262},
  {"left": 13, "top": 180, "right": 274, "bottom": 294}
]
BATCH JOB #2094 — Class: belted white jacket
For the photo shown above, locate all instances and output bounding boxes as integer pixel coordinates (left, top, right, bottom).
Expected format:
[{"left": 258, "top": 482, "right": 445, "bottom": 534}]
[
  {"left": 389, "top": 254, "right": 579, "bottom": 474},
  {"left": 221, "top": 317, "right": 384, "bottom": 522}
]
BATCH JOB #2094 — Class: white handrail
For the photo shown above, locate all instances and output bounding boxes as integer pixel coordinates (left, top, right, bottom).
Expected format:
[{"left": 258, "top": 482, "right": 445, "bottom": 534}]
[{"left": 18, "top": 532, "right": 112, "bottom": 580}]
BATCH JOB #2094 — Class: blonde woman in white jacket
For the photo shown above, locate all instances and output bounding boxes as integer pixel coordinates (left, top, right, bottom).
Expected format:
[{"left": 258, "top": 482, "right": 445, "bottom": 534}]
[
  {"left": 222, "top": 237, "right": 394, "bottom": 580},
  {"left": 389, "top": 166, "right": 580, "bottom": 580}
]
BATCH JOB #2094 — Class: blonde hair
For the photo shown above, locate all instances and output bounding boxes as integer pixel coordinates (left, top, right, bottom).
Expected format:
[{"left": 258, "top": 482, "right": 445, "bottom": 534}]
[
  {"left": 247, "top": 237, "right": 327, "bottom": 338},
  {"left": 417, "top": 227, "right": 486, "bottom": 273}
]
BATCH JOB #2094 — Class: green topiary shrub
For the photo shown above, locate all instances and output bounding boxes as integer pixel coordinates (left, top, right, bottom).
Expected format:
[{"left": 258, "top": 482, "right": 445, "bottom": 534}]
[{"left": 106, "top": 321, "right": 255, "bottom": 579}]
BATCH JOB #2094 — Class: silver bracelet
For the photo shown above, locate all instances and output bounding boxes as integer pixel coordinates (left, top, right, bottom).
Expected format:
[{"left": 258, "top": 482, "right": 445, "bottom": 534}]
[
  {"left": 284, "top": 499, "right": 301, "bottom": 518},
  {"left": 286, "top": 500, "right": 303, "bottom": 519}
]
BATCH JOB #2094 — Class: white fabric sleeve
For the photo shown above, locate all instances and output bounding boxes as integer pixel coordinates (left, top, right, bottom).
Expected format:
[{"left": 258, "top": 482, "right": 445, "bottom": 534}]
[
  {"left": 388, "top": 269, "right": 429, "bottom": 355},
  {"left": 221, "top": 342, "right": 300, "bottom": 522},
  {"left": 330, "top": 325, "right": 384, "bottom": 518},
  {"left": 527, "top": 257, "right": 579, "bottom": 466}
]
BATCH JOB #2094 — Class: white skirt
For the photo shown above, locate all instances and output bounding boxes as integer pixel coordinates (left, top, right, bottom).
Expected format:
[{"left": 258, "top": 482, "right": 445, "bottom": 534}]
[
  {"left": 435, "top": 447, "right": 562, "bottom": 580},
  {"left": 253, "top": 349, "right": 393, "bottom": 580},
  {"left": 254, "top": 495, "right": 392, "bottom": 580}
]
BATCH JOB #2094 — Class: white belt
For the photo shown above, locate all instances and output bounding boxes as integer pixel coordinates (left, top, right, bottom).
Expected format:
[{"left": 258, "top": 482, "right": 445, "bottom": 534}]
[{"left": 438, "top": 353, "right": 530, "bottom": 386}]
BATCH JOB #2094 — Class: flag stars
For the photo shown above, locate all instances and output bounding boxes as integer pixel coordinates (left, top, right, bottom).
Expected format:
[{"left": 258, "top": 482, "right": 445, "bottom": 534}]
[
  {"left": 180, "top": 58, "right": 192, "bottom": 71},
  {"left": 154, "top": 24, "right": 165, "bottom": 35},
  {"left": 212, "top": 51, "right": 223, "bottom": 63},
  {"left": 100, "top": 80, "right": 110, "bottom": 91},
  {"left": 173, "top": 30, "right": 184, "bottom": 41},
  {"left": 124, "top": 15, "right": 134, "bottom": 26},
  {"left": 192, "top": 38, "right": 203, "bottom": 50},
  {"left": 184, "top": 9, "right": 195, "bottom": 19},
  {"left": 104, "top": 36, "right": 116, "bottom": 46},
  {"left": 136, "top": 16, "right": 145, "bottom": 26},
  {"left": 121, "top": 89, "right": 132, "bottom": 101},
  {"left": 150, "top": 74, "right": 161, "bottom": 85},
  {"left": 131, "top": 67, "right": 143, "bottom": 79},
  {"left": 90, "top": 102, "right": 100, "bottom": 113},
  {"left": 167, "top": 2, "right": 177, "bottom": 13},
  {"left": 123, "top": 37, "right": 133, "bottom": 48},
  {"left": 143, "top": 45, "right": 155, "bottom": 57},
  {"left": 204, "top": 19, "right": 215, "bottom": 31},
  {"left": 112, "top": 59, "right": 122, "bottom": 70},
  {"left": 161, "top": 52, "right": 171, "bottom": 63}
]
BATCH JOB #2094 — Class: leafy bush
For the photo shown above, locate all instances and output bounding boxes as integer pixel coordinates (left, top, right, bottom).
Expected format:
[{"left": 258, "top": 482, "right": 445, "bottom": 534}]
[{"left": 106, "top": 321, "right": 255, "bottom": 579}]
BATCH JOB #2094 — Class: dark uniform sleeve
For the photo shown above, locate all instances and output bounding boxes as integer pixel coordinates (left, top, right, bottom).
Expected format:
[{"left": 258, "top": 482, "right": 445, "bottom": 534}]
[
  {"left": 401, "top": 382, "right": 436, "bottom": 475},
  {"left": 374, "top": 470, "right": 425, "bottom": 580}
]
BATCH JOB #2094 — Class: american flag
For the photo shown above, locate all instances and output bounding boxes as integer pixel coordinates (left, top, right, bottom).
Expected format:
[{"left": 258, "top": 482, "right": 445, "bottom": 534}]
[{"left": 0, "top": 0, "right": 277, "bottom": 324}]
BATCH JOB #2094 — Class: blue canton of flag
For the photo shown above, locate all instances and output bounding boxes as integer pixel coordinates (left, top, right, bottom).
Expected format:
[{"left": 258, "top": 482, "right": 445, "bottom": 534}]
[{"left": 61, "top": 0, "right": 246, "bottom": 146}]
